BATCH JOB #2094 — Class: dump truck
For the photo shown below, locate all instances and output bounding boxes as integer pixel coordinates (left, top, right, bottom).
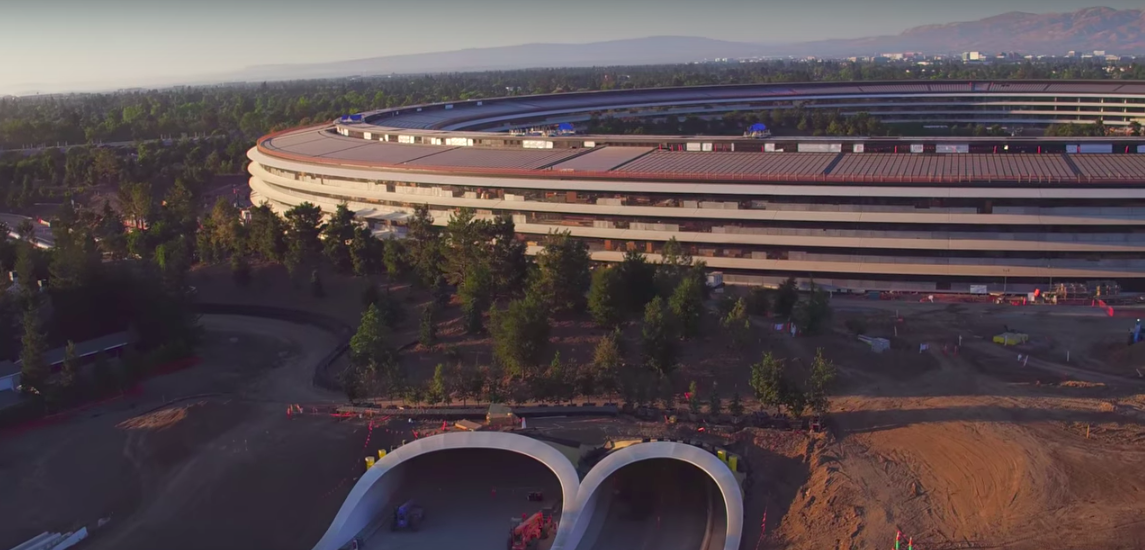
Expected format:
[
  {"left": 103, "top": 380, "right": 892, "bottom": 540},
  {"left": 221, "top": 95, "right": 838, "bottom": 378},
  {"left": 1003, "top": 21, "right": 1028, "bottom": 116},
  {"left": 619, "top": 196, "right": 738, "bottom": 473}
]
[
  {"left": 391, "top": 500, "right": 425, "bottom": 531},
  {"left": 508, "top": 506, "right": 554, "bottom": 550}
]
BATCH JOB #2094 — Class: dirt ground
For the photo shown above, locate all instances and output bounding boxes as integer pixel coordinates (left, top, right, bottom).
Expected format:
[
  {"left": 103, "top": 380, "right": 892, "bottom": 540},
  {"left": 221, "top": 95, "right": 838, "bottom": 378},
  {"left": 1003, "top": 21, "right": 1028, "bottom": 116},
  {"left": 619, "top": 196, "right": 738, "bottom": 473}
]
[
  {"left": 745, "top": 300, "right": 1145, "bottom": 550},
  {"left": 522, "top": 298, "right": 1145, "bottom": 550},
  {"left": 0, "top": 316, "right": 420, "bottom": 550},
  {"left": 5, "top": 282, "right": 1145, "bottom": 550}
]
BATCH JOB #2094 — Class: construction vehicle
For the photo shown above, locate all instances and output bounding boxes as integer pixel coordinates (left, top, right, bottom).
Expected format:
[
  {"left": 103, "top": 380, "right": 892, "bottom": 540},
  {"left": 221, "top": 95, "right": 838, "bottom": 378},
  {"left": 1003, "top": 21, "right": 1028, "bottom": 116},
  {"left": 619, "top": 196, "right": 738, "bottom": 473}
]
[
  {"left": 508, "top": 506, "right": 555, "bottom": 550},
  {"left": 391, "top": 500, "right": 425, "bottom": 531}
]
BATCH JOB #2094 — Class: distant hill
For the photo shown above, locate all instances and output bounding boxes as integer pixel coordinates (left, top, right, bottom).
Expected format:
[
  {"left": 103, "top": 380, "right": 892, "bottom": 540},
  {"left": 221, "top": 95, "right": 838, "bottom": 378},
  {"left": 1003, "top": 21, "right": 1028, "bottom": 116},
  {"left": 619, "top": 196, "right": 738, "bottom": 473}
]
[
  {"left": 236, "top": 36, "right": 772, "bottom": 81},
  {"left": 784, "top": 7, "right": 1145, "bottom": 56},
  {"left": 228, "top": 7, "right": 1145, "bottom": 83}
]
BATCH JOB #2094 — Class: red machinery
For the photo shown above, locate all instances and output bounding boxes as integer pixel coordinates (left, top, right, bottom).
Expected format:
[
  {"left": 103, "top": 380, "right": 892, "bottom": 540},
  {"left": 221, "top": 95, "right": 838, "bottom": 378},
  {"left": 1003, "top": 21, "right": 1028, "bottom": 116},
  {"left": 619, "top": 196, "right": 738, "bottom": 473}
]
[{"left": 508, "top": 506, "right": 555, "bottom": 550}]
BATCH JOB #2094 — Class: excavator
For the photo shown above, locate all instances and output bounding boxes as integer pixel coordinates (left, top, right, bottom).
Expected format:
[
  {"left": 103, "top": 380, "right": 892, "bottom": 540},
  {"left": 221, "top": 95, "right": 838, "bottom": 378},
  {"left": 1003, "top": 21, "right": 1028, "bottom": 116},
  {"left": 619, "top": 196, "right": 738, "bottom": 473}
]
[{"left": 508, "top": 506, "right": 555, "bottom": 550}]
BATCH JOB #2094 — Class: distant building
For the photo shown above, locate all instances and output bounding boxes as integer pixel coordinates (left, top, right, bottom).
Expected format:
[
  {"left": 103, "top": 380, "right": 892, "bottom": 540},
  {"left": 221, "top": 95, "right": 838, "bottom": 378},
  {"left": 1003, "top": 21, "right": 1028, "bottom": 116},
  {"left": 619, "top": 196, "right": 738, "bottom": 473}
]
[{"left": 0, "top": 361, "right": 19, "bottom": 394}]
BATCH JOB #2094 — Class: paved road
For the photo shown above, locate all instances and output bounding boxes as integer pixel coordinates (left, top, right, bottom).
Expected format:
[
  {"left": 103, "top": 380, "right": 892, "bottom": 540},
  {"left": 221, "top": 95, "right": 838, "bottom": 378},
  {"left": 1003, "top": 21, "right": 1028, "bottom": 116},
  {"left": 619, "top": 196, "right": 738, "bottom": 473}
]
[
  {"left": 363, "top": 449, "right": 561, "bottom": 550},
  {"left": 0, "top": 213, "right": 54, "bottom": 248},
  {"left": 590, "top": 459, "right": 714, "bottom": 550},
  {"left": 196, "top": 314, "right": 343, "bottom": 404}
]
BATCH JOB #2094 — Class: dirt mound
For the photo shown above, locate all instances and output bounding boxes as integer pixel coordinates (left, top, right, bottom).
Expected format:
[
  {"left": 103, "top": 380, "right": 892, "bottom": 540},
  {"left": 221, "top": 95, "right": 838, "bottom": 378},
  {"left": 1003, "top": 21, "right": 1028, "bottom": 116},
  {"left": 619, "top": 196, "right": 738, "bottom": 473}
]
[
  {"left": 1093, "top": 337, "right": 1145, "bottom": 372},
  {"left": 773, "top": 415, "right": 1145, "bottom": 550}
]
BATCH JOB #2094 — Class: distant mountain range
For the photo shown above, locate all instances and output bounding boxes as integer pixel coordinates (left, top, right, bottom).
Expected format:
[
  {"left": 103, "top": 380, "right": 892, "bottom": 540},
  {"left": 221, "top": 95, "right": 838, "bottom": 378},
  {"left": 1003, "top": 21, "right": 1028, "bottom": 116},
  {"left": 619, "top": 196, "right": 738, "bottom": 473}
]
[
  {"left": 9, "top": 7, "right": 1145, "bottom": 96},
  {"left": 234, "top": 36, "right": 769, "bottom": 81},
  {"left": 231, "top": 7, "right": 1145, "bottom": 83},
  {"left": 784, "top": 7, "right": 1145, "bottom": 57}
]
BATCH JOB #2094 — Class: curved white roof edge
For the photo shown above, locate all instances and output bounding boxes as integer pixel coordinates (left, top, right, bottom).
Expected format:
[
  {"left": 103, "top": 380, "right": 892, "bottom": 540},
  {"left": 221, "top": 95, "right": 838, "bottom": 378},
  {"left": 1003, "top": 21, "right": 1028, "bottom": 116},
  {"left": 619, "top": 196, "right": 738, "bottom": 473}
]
[
  {"left": 563, "top": 441, "right": 744, "bottom": 550},
  {"left": 310, "top": 431, "right": 582, "bottom": 550},
  {"left": 310, "top": 433, "right": 744, "bottom": 550}
]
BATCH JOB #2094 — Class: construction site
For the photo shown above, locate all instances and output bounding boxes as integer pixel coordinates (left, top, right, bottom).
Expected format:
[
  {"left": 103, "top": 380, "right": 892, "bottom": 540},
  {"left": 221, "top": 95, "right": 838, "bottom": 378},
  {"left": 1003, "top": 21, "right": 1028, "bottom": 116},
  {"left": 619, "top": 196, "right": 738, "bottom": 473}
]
[{"left": 3, "top": 279, "right": 1145, "bottom": 550}]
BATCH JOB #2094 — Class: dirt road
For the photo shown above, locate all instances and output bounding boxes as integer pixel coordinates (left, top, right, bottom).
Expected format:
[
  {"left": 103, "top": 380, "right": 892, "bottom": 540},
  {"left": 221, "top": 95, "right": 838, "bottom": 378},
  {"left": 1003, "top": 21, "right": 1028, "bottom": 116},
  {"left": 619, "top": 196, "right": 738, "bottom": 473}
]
[
  {"left": 0, "top": 315, "right": 371, "bottom": 550},
  {"left": 363, "top": 449, "right": 562, "bottom": 550}
]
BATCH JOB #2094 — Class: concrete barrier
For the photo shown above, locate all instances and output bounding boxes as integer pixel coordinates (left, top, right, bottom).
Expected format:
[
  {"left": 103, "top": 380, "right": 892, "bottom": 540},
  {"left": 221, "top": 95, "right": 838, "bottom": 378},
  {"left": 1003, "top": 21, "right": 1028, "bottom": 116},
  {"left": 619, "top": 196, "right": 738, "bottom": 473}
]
[
  {"left": 310, "top": 431, "right": 582, "bottom": 550},
  {"left": 563, "top": 442, "right": 744, "bottom": 550},
  {"left": 312, "top": 434, "right": 745, "bottom": 550}
]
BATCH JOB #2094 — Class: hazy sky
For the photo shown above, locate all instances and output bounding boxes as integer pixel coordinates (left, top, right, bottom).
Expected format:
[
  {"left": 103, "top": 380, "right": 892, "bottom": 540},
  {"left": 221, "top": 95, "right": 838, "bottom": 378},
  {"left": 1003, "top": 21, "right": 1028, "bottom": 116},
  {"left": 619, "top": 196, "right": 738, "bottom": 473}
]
[{"left": 1, "top": 0, "right": 1139, "bottom": 94}]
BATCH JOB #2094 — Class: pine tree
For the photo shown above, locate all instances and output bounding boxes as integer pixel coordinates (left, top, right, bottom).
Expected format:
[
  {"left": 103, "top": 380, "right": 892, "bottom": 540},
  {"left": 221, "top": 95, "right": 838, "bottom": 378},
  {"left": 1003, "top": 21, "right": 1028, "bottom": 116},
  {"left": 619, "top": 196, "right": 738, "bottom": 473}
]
[
  {"left": 428, "top": 364, "right": 449, "bottom": 406},
  {"left": 349, "top": 225, "right": 376, "bottom": 277},
  {"left": 419, "top": 304, "right": 438, "bottom": 348},
  {"left": 641, "top": 296, "right": 678, "bottom": 376},
  {"left": 707, "top": 382, "right": 722, "bottom": 416},
  {"left": 774, "top": 277, "right": 799, "bottom": 317},
  {"left": 617, "top": 249, "right": 657, "bottom": 314},
  {"left": 588, "top": 266, "right": 624, "bottom": 328},
  {"left": 728, "top": 391, "right": 745, "bottom": 418},
  {"left": 377, "top": 287, "right": 405, "bottom": 329},
  {"left": 322, "top": 203, "right": 355, "bottom": 274},
  {"left": 19, "top": 308, "right": 48, "bottom": 394},
  {"left": 458, "top": 264, "right": 492, "bottom": 334},
  {"left": 533, "top": 230, "right": 591, "bottom": 314},
  {"left": 592, "top": 330, "right": 623, "bottom": 400},
  {"left": 490, "top": 295, "right": 550, "bottom": 379},
  {"left": 668, "top": 275, "right": 704, "bottom": 339},
  {"left": 795, "top": 281, "right": 832, "bottom": 335},
  {"left": 383, "top": 238, "right": 406, "bottom": 280},
  {"left": 750, "top": 352, "right": 786, "bottom": 414},
  {"left": 722, "top": 297, "right": 751, "bottom": 350},
  {"left": 283, "top": 202, "right": 325, "bottom": 275},
  {"left": 348, "top": 304, "right": 399, "bottom": 393},
  {"left": 59, "top": 340, "right": 79, "bottom": 391},
  {"left": 807, "top": 348, "right": 837, "bottom": 415}
]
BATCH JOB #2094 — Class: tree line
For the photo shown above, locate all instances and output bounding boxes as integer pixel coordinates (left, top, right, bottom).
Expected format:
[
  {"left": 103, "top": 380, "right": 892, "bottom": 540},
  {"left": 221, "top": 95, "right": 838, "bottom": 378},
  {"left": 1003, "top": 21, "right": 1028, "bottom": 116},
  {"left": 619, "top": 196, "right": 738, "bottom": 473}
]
[
  {"left": 4, "top": 57, "right": 1141, "bottom": 149},
  {"left": 0, "top": 192, "right": 201, "bottom": 417},
  {"left": 263, "top": 200, "right": 838, "bottom": 416},
  {"left": 0, "top": 135, "right": 250, "bottom": 210}
]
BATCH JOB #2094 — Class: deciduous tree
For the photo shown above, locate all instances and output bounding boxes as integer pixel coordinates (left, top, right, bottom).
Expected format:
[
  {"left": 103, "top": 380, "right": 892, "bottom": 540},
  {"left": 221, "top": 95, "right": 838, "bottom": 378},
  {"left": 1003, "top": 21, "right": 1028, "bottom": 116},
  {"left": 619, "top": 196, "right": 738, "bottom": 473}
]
[
  {"left": 750, "top": 352, "right": 785, "bottom": 414},
  {"left": 418, "top": 304, "right": 438, "bottom": 348},
  {"left": 247, "top": 203, "right": 285, "bottom": 262},
  {"left": 19, "top": 308, "right": 48, "bottom": 394},
  {"left": 641, "top": 296, "right": 678, "bottom": 376},
  {"left": 722, "top": 297, "right": 751, "bottom": 350},
  {"left": 795, "top": 280, "right": 832, "bottom": 335},
  {"left": 807, "top": 348, "right": 837, "bottom": 415},
  {"left": 587, "top": 266, "right": 624, "bottom": 328},
  {"left": 617, "top": 249, "right": 657, "bottom": 314},
  {"left": 773, "top": 277, "right": 799, "bottom": 318},
  {"left": 322, "top": 203, "right": 356, "bottom": 273},
  {"left": 283, "top": 202, "right": 324, "bottom": 274},
  {"left": 407, "top": 204, "right": 442, "bottom": 286},
  {"left": 668, "top": 275, "right": 704, "bottom": 339},
  {"left": 349, "top": 226, "right": 378, "bottom": 277},
  {"left": 533, "top": 230, "right": 590, "bottom": 314},
  {"left": 490, "top": 295, "right": 550, "bottom": 378},
  {"left": 458, "top": 264, "right": 492, "bottom": 334}
]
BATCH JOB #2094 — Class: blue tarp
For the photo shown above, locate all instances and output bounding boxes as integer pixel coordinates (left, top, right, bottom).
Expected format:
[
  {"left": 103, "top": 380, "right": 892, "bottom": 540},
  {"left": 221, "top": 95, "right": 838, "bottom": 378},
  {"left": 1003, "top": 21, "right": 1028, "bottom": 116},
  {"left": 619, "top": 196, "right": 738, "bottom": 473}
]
[{"left": 748, "top": 123, "right": 768, "bottom": 132}]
